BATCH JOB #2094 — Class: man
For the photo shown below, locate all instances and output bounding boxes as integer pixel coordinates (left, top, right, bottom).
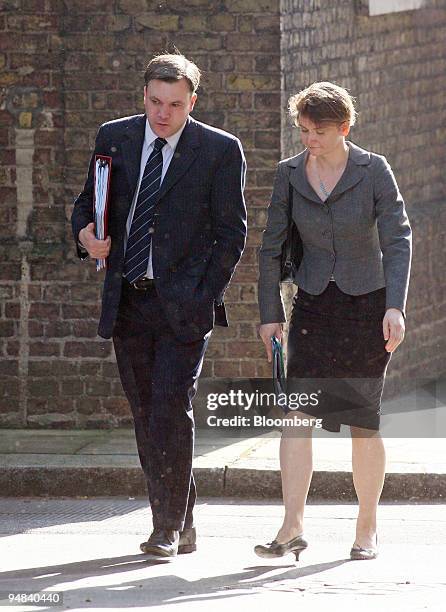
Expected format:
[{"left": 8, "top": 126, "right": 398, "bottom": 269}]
[{"left": 71, "top": 53, "right": 247, "bottom": 557}]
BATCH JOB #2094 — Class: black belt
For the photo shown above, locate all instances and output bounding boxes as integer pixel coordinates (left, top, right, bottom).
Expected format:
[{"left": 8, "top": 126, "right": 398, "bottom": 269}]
[{"left": 124, "top": 277, "right": 156, "bottom": 291}]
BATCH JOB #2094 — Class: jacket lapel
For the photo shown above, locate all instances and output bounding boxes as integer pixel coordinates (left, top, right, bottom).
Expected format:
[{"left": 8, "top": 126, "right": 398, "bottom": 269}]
[
  {"left": 121, "top": 114, "right": 146, "bottom": 194},
  {"left": 287, "top": 150, "right": 321, "bottom": 204},
  {"left": 157, "top": 116, "right": 200, "bottom": 201},
  {"left": 329, "top": 142, "right": 371, "bottom": 200}
]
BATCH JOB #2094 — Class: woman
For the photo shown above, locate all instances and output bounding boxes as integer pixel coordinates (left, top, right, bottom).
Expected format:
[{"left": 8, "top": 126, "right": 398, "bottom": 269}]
[{"left": 256, "top": 82, "right": 412, "bottom": 561}]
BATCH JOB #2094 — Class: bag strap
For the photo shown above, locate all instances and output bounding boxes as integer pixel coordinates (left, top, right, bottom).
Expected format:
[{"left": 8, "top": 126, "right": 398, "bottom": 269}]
[{"left": 284, "top": 182, "right": 294, "bottom": 263}]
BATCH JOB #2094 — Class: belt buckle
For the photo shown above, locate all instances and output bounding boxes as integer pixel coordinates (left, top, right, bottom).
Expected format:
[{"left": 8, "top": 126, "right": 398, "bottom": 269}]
[{"left": 132, "top": 277, "right": 153, "bottom": 290}]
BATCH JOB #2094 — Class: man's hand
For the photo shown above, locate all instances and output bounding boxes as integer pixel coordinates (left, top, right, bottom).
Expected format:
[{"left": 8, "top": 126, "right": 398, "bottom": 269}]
[
  {"left": 79, "top": 223, "right": 111, "bottom": 259},
  {"left": 383, "top": 308, "right": 405, "bottom": 353},
  {"left": 259, "top": 323, "right": 283, "bottom": 363}
]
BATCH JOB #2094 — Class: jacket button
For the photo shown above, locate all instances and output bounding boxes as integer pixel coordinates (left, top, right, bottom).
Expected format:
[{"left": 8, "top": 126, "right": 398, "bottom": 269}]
[
  {"left": 323, "top": 230, "right": 331, "bottom": 238},
  {"left": 148, "top": 227, "right": 155, "bottom": 234}
]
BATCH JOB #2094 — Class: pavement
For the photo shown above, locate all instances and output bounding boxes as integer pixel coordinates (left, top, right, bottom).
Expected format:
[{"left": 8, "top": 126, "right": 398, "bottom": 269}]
[
  {"left": 0, "top": 392, "right": 445, "bottom": 501},
  {"left": 0, "top": 497, "right": 445, "bottom": 611},
  {"left": 0, "top": 382, "right": 445, "bottom": 500}
]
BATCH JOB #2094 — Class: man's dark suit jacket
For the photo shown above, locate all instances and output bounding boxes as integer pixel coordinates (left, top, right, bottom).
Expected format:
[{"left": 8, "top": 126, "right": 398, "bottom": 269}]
[{"left": 71, "top": 114, "right": 247, "bottom": 343}]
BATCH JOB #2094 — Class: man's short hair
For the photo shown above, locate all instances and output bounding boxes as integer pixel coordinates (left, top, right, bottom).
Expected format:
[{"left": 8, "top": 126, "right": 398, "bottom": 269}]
[{"left": 144, "top": 53, "right": 201, "bottom": 94}]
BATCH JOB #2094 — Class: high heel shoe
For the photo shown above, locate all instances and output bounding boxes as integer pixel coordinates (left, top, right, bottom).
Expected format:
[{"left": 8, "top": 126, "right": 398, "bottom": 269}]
[
  {"left": 350, "top": 534, "right": 378, "bottom": 560},
  {"left": 254, "top": 534, "right": 308, "bottom": 561}
]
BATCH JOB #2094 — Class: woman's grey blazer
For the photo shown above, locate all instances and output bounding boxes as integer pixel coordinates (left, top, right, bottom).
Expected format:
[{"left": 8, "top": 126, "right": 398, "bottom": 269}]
[{"left": 258, "top": 141, "right": 412, "bottom": 324}]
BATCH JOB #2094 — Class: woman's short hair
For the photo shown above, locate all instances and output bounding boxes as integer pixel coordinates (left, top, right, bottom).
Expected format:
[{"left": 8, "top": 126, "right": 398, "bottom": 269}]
[
  {"left": 288, "top": 82, "right": 357, "bottom": 127},
  {"left": 144, "top": 53, "right": 201, "bottom": 94}
]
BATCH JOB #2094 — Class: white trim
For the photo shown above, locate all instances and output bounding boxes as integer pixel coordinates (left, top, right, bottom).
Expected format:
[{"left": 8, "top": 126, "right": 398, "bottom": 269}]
[{"left": 368, "top": 0, "right": 426, "bottom": 15}]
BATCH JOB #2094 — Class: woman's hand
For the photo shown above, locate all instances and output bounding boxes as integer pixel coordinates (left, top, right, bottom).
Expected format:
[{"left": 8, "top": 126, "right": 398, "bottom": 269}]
[
  {"left": 259, "top": 323, "right": 283, "bottom": 363},
  {"left": 383, "top": 308, "right": 405, "bottom": 352}
]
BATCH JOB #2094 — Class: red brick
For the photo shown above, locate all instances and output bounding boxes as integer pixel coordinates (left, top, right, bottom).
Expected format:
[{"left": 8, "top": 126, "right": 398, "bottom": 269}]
[
  {"left": 227, "top": 342, "right": 265, "bottom": 359},
  {"left": 0, "top": 33, "right": 49, "bottom": 52},
  {"left": 240, "top": 361, "right": 257, "bottom": 377},
  {"left": 61, "top": 379, "right": 84, "bottom": 395},
  {"left": 0, "top": 110, "right": 14, "bottom": 126},
  {"left": 27, "top": 378, "right": 59, "bottom": 397},
  {"left": 0, "top": 151, "right": 15, "bottom": 165},
  {"left": 29, "top": 303, "right": 60, "bottom": 319},
  {"left": 77, "top": 398, "right": 99, "bottom": 416},
  {"left": 64, "top": 341, "right": 111, "bottom": 358},
  {"left": 70, "top": 283, "right": 101, "bottom": 302},
  {"left": 72, "top": 320, "right": 99, "bottom": 338},
  {"left": 6, "top": 340, "right": 19, "bottom": 356},
  {"left": 0, "top": 360, "right": 18, "bottom": 375},
  {"left": 201, "top": 360, "right": 213, "bottom": 377},
  {"left": 214, "top": 360, "right": 241, "bottom": 377},
  {"left": 44, "top": 321, "right": 72, "bottom": 337},
  {"left": 0, "top": 377, "right": 19, "bottom": 396},
  {"left": 28, "top": 321, "right": 45, "bottom": 337},
  {"left": 62, "top": 304, "right": 101, "bottom": 319},
  {"left": 239, "top": 323, "right": 258, "bottom": 338},
  {"left": 79, "top": 361, "right": 101, "bottom": 376},
  {"left": 111, "top": 381, "right": 126, "bottom": 396},
  {"left": 101, "top": 362, "right": 120, "bottom": 378},
  {"left": 4, "top": 302, "right": 19, "bottom": 318},
  {"left": 29, "top": 342, "right": 60, "bottom": 357},
  {"left": 101, "top": 397, "right": 130, "bottom": 416},
  {"left": 85, "top": 378, "right": 111, "bottom": 396},
  {"left": 0, "top": 264, "right": 20, "bottom": 281},
  {"left": 255, "top": 361, "right": 271, "bottom": 377}
]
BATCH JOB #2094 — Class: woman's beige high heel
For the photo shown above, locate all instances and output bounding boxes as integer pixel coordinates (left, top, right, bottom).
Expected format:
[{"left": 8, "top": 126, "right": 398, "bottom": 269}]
[
  {"left": 350, "top": 534, "right": 378, "bottom": 560},
  {"left": 254, "top": 535, "right": 308, "bottom": 561}
]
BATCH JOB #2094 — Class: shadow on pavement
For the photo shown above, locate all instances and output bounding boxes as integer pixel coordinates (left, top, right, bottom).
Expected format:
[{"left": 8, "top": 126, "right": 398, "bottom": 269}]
[{"left": 0, "top": 554, "right": 350, "bottom": 609}]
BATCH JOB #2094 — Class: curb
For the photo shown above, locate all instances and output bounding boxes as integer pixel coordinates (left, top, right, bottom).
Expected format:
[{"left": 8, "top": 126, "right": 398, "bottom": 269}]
[{"left": 0, "top": 466, "right": 444, "bottom": 500}]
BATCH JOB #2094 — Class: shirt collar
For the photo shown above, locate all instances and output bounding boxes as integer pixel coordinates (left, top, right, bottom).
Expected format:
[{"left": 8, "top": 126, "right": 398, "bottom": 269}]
[{"left": 144, "top": 118, "right": 187, "bottom": 152}]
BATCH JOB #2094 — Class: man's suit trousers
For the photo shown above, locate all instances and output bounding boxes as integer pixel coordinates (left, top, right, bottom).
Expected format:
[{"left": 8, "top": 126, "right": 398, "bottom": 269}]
[{"left": 112, "top": 281, "right": 209, "bottom": 531}]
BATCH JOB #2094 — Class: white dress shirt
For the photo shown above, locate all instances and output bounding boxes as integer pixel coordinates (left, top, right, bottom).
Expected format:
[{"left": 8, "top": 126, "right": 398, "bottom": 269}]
[{"left": 124, "top": 118, "right": 187, "bottom": 278}]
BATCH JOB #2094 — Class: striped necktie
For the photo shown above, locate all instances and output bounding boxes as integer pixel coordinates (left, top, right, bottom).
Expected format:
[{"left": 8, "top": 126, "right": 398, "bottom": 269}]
[{"left": 123, "top": 137, "right": 167, "bottom": 283}]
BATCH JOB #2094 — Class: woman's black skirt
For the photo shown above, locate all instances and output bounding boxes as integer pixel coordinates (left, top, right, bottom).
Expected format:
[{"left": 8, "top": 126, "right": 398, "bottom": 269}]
[{"left": 286, "top": 282, "right": 392, "bottom": 432}]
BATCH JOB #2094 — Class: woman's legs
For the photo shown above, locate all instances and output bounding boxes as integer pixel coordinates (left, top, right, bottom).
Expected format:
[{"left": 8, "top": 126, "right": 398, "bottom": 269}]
[
  {"left": 350, "top": 426, "right": 386, "bottom": 549},
  {"left": 275, "top": 416, "right": 314, "bottom": 543}
]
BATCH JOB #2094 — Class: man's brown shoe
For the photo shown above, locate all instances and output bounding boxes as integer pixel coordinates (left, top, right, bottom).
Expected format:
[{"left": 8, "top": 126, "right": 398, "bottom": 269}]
[
  {"left": 140, "top": 529, "right": 179, "bottom": 557},
  {"left": 178, "top": 527, "right": 197, "bottom": 554}
]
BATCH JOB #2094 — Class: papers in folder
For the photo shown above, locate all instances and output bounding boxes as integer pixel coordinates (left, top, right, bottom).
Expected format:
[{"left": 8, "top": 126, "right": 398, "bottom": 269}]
[{"left": 93, "top": 155, "right": 112, "bottom": 271}]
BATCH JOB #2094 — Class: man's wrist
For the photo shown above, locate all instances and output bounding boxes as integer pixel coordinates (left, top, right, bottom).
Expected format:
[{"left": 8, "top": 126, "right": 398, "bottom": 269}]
[
  {"left": 77, "top": 229, "right": 88, "bottom": 251},
  {"left": 77, "top": 229, "right": 88, "bottom": 254}
]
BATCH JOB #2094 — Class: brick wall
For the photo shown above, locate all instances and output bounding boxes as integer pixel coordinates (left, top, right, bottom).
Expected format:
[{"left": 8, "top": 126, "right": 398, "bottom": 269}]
[
  {"left": 0, "top": 0, "right": 281, "bottom": 427},
  {"left": 281, "top": 0, "right": 446, "bottom": 397},
  {"left": 1, "top": 0, "right": 69, "bottom": 426},
  {"left": 1, "top": 0, "right": 444, "bottom": 427}
]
